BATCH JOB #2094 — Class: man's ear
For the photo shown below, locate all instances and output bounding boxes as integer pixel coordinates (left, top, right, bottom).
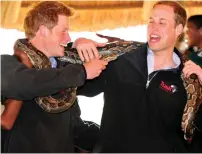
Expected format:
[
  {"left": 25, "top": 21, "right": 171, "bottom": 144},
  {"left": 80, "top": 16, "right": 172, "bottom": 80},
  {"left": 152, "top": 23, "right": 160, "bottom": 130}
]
[
  {"left": 176, "top": 24, "right": 184, "bottom": 38},
  {"left": 38, "top": 25, "right": 49, "bottom": 37}
]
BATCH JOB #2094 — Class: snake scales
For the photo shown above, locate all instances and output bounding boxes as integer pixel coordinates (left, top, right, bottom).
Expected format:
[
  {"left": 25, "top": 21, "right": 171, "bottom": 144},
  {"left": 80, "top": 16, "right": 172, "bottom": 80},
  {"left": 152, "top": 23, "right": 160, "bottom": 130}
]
[
  {"left": 14, "top": 39, "right": 201, "bottom": 142},
  {"left": 180, "top": 54, "right": 202, "bottom": 142},
  {"left": 14, "top": 39, "right": 141, "bottom": 113}
]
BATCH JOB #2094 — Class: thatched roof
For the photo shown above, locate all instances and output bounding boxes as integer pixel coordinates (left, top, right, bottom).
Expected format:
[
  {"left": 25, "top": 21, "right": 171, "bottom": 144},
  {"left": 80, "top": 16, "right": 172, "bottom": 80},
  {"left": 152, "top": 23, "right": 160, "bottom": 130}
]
[{"left": 1, "top": 1, "right": 202, "bottom": 31}]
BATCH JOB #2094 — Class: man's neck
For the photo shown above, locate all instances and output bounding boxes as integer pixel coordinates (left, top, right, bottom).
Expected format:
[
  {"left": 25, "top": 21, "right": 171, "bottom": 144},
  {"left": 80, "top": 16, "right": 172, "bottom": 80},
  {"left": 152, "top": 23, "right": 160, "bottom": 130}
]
[
  {"left": 29, "top": 38, "right": 51, "bottom": 58},
  {"left": 153, "top": 49, "right": 176, "bottom": 71}
]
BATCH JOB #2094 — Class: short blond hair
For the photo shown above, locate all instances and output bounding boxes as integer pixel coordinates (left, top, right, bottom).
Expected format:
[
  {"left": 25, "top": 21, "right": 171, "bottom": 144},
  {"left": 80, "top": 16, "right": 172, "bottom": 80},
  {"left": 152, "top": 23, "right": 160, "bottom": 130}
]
[
  {"left": 24, "top": 1, "right": 74, "bottom": 39},
  {"left": 153, "top": 1, "right": 187, "bottom": 28}
]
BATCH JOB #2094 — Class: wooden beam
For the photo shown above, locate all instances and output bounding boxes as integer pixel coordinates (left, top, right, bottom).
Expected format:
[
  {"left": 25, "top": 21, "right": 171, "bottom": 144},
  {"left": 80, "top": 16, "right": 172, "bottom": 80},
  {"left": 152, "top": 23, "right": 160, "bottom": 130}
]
[
  {"left": 1, "top": 1, "right": 22, "bottom": 27},
  {"left": 21, "top": 1, "right": 143, "bottom": 9}
]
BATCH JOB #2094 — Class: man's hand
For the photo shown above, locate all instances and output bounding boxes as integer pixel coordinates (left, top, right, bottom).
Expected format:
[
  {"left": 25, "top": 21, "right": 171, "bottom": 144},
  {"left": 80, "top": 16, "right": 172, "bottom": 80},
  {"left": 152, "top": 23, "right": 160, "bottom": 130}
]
[
  {"left": 73, "top": 38, "right": 106, "bottom": 62},
  {"left": 183, "top": 60, "right": 202, "bottom": 84},
  {"left": 83, "top": 59, "right": 108, "bottom": 79}
]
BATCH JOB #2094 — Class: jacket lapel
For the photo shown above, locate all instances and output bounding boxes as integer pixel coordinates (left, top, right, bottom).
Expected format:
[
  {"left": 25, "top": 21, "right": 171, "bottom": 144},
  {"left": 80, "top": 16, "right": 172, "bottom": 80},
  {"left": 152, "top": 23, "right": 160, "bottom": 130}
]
[{"left": 124, "top": 43, "right": 148, "bottom": 80}]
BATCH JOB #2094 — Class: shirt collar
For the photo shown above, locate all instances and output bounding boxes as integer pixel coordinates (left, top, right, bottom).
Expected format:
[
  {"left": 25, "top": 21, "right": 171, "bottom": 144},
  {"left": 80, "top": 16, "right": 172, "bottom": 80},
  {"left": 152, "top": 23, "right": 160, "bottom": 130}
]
[{"left": 49, "top": 57, "right": 57, "bottom": 68}]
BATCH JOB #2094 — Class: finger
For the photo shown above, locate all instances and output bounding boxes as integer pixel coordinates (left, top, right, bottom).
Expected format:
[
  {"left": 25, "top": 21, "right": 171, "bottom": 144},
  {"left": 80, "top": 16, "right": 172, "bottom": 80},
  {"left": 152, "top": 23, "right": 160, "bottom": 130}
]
[
  {"left": 99, "top": 54, "right": 102, "bottom": 59},
  {"left": 184, "top": 71, "right": 190, "bottom": 78},
  {"left": 183, "top": 67, "right": 192, "bottom": 76},
  {"left": 185, "top": 68, "right": 197, "bottom": 78},
  {"left": 97, "top": 70, "right": 102, "bottom": 74},
  {"left": 184, "top": 62, "right": 191, "bottom": 67},
  {"left": 102, "top": 65, "right": 106, "bottom": 70},
  {"left": 87, "top": 48, "right": 96, "bottom": 60},
  {"left": 82, "top": 49, "right": 90, "bottom": 62},
  {"left": 183, "top": 66, "right": 190, "bottom": 74},
  {"left": 101, "top": 60, "right": 108, "bottom": 66},
  {"left": 184, "top": 65, "right": 200, "bottom": 75},
  {"left": 97, "top": 42, "right": 106, "bottom": 47},
  {"left": 95, "top": 70, "right": 101, "bottom": 77},
  {"left": 186, "top": 71, "right": 193, "bottom": 78},
  {"left": 104, "top": 61, "right": 108, "bottom": 65},
  {"left": 183, "top": 64, "right": 194, "bottom": 72},
  {"left": 77, "top": 48, "right": 85, "bottom": 62},
  {"left": 91, "top": 46, "right": 100, "bottom": 58},
  {"left": 184, "top": 60, "right": 192, "bottom": 67},
  {"left": 183, "top": 67, "right": 191, "bottom": 77}
]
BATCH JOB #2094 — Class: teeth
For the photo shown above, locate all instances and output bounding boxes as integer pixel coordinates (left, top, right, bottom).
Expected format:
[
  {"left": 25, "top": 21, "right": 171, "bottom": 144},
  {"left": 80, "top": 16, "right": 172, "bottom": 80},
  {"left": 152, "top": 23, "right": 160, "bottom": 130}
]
[
  {"left": 60, "top": 43, "right": 67, "bottom": 47},
  {"left": 151, "top": 35, "right": 159, "bottom": 38}
]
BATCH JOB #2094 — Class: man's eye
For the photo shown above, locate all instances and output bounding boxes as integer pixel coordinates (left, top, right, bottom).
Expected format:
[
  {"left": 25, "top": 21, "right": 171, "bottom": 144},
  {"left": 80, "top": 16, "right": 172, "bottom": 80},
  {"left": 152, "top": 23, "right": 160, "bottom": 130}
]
[{"left": 160, "top": 21, "right": 166, "bottom": 24}]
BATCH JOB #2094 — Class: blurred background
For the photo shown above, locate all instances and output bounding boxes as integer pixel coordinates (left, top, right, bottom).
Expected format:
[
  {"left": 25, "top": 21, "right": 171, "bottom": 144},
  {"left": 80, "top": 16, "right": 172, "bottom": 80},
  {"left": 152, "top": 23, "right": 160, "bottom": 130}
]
[
  {"left": 1, "top": 1, "right": 202, "bottom": 31},
  {"left": 1, "top": 0, "right": 202, "bottom": 124}
]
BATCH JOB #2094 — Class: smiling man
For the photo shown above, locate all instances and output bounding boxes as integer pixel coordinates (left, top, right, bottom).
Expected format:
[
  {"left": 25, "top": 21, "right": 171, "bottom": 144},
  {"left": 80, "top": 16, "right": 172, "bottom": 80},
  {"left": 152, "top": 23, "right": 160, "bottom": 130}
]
[
  {"left": 2, "top": 1, "right": 107, "bottom": 153},
  {"left": 77, "top": 1, "right": 194, "bottom": 152}
]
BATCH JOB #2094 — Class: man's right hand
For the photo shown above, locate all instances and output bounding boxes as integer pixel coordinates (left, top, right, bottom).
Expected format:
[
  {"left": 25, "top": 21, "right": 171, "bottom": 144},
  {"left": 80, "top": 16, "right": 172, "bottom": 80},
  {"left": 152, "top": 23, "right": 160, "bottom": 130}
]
[{"left": 83, "top": 59, "right": 108, "bottom": 79}]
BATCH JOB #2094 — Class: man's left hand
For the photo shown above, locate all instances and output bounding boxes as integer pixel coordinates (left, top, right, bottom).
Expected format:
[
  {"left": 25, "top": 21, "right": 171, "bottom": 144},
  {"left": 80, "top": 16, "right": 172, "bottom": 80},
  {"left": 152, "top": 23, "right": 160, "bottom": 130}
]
[{"left": 183, "top": 60, "right": 202, "bottom": 84}]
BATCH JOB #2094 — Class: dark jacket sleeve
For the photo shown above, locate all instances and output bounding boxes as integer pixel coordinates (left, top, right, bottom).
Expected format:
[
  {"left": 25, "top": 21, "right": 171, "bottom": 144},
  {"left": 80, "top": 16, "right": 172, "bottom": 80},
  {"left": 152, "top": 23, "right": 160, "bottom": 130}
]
[
  {"left": 77, "top": 62, "right": 111, "bottom": 97},
  {"left": 77, "top": 76, "right": 105, "bottom": 97},
  {"left": 1, "top": 55, "right": 86, "bottom": 100}
]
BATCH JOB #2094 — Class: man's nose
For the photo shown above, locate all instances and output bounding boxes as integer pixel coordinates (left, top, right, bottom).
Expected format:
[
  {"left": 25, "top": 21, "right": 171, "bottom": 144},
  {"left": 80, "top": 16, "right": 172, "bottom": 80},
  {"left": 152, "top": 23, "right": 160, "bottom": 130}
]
[
  {"left": 66, "top": 33, "right": 71, "bottom": 42},
  {"left": 151, "top": 23, "right": 160, "bottom": 30}
]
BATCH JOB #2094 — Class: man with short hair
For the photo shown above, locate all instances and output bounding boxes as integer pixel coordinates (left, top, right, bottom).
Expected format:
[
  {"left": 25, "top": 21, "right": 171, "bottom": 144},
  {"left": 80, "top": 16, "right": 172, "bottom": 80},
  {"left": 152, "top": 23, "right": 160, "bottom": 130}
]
[
  {"left": 77, "top": 1, "right": 201, "bottom": 152},
  {"left": 0, "top": 54, "right": 102, "bottom": 152},
  {"left": 2, "top": 1, "right": 107, "bottom": 152}
]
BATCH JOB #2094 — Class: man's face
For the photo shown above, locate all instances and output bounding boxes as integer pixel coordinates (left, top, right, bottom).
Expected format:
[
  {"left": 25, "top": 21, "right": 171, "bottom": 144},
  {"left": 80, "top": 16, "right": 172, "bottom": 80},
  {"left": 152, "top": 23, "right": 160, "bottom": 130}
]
[
  {"left": 186, "top": 22, "right": 200, "bottom": 47},
  {"left": 45, "top": 15, "right": 71, "bottom": 57},
  {"left": 147, "top": 5, "right": 180, "bottom": 52}
]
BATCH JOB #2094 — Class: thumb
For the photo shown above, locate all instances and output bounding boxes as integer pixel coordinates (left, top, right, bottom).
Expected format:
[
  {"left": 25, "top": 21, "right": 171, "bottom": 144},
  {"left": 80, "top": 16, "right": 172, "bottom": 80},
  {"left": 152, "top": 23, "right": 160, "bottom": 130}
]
[{"left": 96, "top": 42, "right": 106, "bottom": 47}]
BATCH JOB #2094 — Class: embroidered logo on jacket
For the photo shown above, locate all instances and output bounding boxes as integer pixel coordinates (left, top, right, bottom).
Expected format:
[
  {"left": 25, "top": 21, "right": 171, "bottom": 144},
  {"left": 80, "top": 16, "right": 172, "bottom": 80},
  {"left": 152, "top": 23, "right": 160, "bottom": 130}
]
[{"left": 160, "top": 81, "right": 177, "bottom": 93}]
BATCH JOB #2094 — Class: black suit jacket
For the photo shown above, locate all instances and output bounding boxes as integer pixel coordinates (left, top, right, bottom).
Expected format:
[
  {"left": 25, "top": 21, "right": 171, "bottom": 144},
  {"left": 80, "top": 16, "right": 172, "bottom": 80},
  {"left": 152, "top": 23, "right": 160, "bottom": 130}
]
[
  {"left": 1, "top": 54, "right": 86, "bottom": 100},
  {"left": 78, "top": 44, "right": 189, "bottom": 152}
]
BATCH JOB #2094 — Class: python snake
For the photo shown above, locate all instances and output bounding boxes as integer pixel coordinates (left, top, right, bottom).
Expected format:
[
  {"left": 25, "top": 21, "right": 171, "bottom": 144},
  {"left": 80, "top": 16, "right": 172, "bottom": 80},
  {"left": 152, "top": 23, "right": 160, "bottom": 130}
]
[
  {"left": 14, "top": 39, "right": 141, "bottom": 113},
  {"left": 180, "top": 54, "right": 202, "bottom": 142},
  {"left": 14, "top": 39, "right": 201, "bottom": 142}
]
